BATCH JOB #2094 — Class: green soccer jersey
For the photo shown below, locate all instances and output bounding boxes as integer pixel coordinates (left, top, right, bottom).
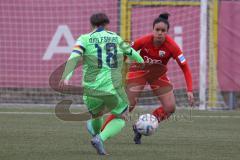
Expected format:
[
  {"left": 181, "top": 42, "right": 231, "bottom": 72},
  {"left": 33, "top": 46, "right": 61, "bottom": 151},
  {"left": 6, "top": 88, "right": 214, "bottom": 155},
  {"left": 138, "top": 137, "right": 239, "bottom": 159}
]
[{"left": 62, "top": 27, "right": 143, "bottom": 96}]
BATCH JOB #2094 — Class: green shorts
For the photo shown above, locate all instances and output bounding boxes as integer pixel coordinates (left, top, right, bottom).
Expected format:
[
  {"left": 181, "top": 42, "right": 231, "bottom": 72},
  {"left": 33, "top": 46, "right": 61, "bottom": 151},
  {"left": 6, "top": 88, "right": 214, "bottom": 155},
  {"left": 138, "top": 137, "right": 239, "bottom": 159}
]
[{"left": 83, "top": 90, "right": 128, "bottom": 116}]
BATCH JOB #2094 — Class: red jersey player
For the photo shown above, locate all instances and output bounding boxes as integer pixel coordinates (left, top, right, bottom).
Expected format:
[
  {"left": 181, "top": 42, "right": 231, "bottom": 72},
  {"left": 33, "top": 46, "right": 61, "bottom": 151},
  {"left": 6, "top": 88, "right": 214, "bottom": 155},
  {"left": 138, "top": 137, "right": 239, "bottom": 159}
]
[{"left": 102, "top": 13, "right": 194, "bottom": 144}]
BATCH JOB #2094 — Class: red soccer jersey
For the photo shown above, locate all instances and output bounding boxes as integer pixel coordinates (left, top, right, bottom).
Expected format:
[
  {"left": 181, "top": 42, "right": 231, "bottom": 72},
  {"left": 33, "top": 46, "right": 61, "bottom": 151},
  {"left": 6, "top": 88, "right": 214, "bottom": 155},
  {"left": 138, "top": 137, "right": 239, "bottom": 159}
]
[
  {"left": 131, "top": 34, "right": 193, "bottom": 92},
  {"left": 132, "top": 34, "right": 183, "bottom": 65}
]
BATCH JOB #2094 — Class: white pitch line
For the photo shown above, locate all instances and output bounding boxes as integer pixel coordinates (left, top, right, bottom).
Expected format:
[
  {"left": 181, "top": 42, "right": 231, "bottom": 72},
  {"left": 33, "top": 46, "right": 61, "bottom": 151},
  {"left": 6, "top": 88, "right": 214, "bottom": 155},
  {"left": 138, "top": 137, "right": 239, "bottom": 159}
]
[
  {"left": 0, "top": 112, "right": 240, "bottom": 118},
  {"left": 0, "top": 112, "right": 53, "bottom": 115},
  {"left": 192, "top": 115, "right": 240, "bottom": 118}
]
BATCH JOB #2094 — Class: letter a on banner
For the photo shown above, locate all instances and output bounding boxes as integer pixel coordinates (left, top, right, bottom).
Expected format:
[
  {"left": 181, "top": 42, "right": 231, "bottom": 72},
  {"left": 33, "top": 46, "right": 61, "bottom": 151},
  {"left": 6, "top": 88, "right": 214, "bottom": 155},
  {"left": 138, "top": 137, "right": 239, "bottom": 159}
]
[{"left": 43, "top": 25, "right": 75, "bottom": 60}]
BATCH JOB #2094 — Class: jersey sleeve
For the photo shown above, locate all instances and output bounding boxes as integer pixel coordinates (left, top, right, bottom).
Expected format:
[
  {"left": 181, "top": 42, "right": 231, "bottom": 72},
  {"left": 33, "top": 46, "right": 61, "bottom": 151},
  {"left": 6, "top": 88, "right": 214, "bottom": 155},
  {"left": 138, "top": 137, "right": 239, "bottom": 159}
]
[
  {"left": 168, "top": 36, "right": 192, "bottom": 91},
  {"left": 61, "top": 35, "right": 85, "bottom": 80},
  {"left": 117, "top": 36, "right": 144, "bottom": 63},
  {"left": 61, "top": 52, "right": 81, "bottom": 80},
  {"left": 169, "top": 37, "right": 184, "bottom": 60},
  {"left": 72, "top": 35, "right": 86, "bottom": 55},
  {"left": 127, "top": 48, "right": 144, "bottom": 63},
  {"left": 176, "top": 61, "right": 193, "bottom": 92},
  {"left": 172, "top": 42, "right": 192, "bottom": 91},
  {"left": 132, "top": 36, "right": 145, "bottom": 51},
  {"left": 169, "top": 38, "right": 188, "bottom": 66}
]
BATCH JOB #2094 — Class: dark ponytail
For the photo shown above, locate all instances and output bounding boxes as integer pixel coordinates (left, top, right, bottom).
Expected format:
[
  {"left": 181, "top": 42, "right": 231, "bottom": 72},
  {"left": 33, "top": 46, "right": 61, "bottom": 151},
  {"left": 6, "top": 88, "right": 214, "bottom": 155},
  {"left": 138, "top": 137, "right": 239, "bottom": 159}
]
[
  {"left": 159, "top": 12, "right": 169, "bottom": 20},
  {"left": 153, "top": 12, "right": 170, "bottom": 30}
]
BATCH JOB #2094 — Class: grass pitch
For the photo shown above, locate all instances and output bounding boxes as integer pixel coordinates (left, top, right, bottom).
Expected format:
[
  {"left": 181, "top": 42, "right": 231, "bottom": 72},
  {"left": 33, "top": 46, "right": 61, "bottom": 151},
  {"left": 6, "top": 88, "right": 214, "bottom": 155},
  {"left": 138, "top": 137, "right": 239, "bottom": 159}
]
[{"left": 0, "top": 105, "right": 240, "bottom": 160}]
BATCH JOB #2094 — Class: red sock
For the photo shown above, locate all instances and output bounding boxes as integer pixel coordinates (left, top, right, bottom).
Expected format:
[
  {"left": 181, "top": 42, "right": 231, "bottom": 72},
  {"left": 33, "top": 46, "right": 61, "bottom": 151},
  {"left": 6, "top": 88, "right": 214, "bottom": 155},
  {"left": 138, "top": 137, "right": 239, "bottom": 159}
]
[
  {"left": 101, "top": 114, "right": 116, "bottom": 131},
  {"left": 152, "top": 106, "right": 170, "bottom": 123}
]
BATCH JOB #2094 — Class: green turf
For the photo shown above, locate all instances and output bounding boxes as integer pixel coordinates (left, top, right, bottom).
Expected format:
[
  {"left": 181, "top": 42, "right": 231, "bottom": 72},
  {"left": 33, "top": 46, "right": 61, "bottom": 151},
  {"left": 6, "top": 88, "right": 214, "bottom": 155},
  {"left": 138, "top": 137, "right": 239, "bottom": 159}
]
[{"left": 0, "top": 106, "right": 240, "bottom": 160}]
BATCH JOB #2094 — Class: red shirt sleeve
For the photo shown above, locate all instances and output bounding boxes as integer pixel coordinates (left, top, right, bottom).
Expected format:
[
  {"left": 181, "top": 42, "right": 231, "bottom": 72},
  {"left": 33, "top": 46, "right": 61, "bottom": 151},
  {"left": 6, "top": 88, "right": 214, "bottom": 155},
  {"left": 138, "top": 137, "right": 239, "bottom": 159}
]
[
  {"left": 166, "top": 35, "right": 183, "bottom": 59},
  {"left": 176, "top": 60, "right": 193, "bottom": 92},
  {"left": 132, "top": 35, "right": 150, "bottom": 51},
  {"left": 167, "top": 36, "right": 193, "bottom": 91}
]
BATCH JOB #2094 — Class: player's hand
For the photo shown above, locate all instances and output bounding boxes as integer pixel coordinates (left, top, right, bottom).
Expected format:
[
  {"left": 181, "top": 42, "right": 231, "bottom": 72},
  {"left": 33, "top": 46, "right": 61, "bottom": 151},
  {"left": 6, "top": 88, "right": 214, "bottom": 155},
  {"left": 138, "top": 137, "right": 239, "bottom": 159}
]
[
  {"left": 187, "top": 91, "right": 194, "bottom": 107},
  {"left": 58, "top": 79, "right": 69, "bottom": 90}
]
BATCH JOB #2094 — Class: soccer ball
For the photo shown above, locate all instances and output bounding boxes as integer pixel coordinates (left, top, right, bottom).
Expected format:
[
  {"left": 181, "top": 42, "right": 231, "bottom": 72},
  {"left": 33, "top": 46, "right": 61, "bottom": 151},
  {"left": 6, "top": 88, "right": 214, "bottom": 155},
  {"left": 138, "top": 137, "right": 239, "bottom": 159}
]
[{"left": 135, "top": 114, "right": 159, "bottom": 136}]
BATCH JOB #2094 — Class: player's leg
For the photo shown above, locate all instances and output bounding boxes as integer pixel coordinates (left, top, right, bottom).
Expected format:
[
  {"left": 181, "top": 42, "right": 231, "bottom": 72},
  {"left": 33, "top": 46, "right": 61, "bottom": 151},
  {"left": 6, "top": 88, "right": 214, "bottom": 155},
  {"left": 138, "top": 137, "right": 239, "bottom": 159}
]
[
  {"left": 99, "top": 92, "right": 128, "bottom": 140},
  {"left": 83, "top": 95, "right": 108, "bottom": 155},
  {"left": 88, "top": 111, "right": 107, "bottom": 155},
  {"left": 83, "top": 96, "right": 104, "bottom": 136},
  {"left": 132, "top": 77, "right": 174, "bottom": 144},
  {"left": 126, "top": 71, "right": 147, "bottom": 110},
  {"left": 90, "top": 111, "right": 108, "bottom": 155},
  {"left": 100, "top": 71, "right": 146, "bottom": 131},
  {"left": 90, "top": 94, "right": 128, "bottom": 155},
  {"left": 150, "top": 77, "right": 175, "bottom": 122},
  {"left": 129, "top": 74, "right": 148, "bottom": 144},
  {"left": 153, "top": 91, "right": 176, "bottom": 121},
  {"left": 88, "top": 112, "right": 104, "bottom": 135}
]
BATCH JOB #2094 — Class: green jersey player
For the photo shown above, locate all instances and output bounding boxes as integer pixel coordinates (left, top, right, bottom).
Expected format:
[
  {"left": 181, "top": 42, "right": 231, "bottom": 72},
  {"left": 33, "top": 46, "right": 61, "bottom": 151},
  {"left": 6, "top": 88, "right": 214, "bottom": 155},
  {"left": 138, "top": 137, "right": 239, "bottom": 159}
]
[{"left": 59, "top": 13, "right": 143, "bottom": 155}]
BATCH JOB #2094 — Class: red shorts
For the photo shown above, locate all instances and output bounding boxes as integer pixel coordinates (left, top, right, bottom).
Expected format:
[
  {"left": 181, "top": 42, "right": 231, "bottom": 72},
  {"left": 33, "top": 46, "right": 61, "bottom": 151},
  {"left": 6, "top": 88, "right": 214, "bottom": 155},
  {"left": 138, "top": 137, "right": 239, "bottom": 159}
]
[
  {"left": 127, "top": 69, "right": 170, "bottom": 84},
  {"left": 126, "top": 70, "right": 173, "bottom": 96}
]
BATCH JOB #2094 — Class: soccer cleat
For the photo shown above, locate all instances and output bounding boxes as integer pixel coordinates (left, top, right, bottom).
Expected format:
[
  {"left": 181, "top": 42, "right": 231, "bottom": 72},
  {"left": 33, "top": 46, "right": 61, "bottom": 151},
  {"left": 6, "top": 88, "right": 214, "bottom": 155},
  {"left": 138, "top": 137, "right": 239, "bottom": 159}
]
[
  {"left": 91, "top": 135, "right": 108, "bottom": 155},
  {"left": 86, "top": 120, "right": 95, "bottom": 137},
  {"left": 133, "top": 124, "right": 142, "bottom": 144}
]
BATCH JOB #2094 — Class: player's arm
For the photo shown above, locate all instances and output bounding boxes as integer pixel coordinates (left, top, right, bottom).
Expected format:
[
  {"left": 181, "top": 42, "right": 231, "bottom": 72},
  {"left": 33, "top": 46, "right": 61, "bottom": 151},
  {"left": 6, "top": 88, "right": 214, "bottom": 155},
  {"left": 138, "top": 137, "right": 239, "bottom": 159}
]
[
  {"left": 61, "top": 51, "right": 82, "bottom": 80},
  {"left": 175, "top": 55, "right": 193, "bottom": 92},
  {"left": 171, "top": 38, "right": 194, "bottom": 105},
  {"left": 126, "top": 35, "right": 147, "bottom": 64},
  {"left": 118, "top": 37, "right": 144, "bottom": 63},
  {"left": 175, "top": 54, "right": 194, "bottom": 106},
  {"left": 59, "top": 37, "right": 85, "bottom": 89},
  {"left": 124, "top": 48, "right": 144, "bottom": 63}
]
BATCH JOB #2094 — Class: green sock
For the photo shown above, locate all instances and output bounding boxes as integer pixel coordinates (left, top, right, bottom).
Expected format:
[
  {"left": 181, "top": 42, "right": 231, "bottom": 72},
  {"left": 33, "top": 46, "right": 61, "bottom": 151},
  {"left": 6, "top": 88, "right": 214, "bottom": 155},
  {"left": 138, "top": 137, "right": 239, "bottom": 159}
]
[
  {"left": 99, "top": 118, "right": 125, "bottom": 142},
  {"left": 91, "top": 117, "right": 103, "bottom": 134}
]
